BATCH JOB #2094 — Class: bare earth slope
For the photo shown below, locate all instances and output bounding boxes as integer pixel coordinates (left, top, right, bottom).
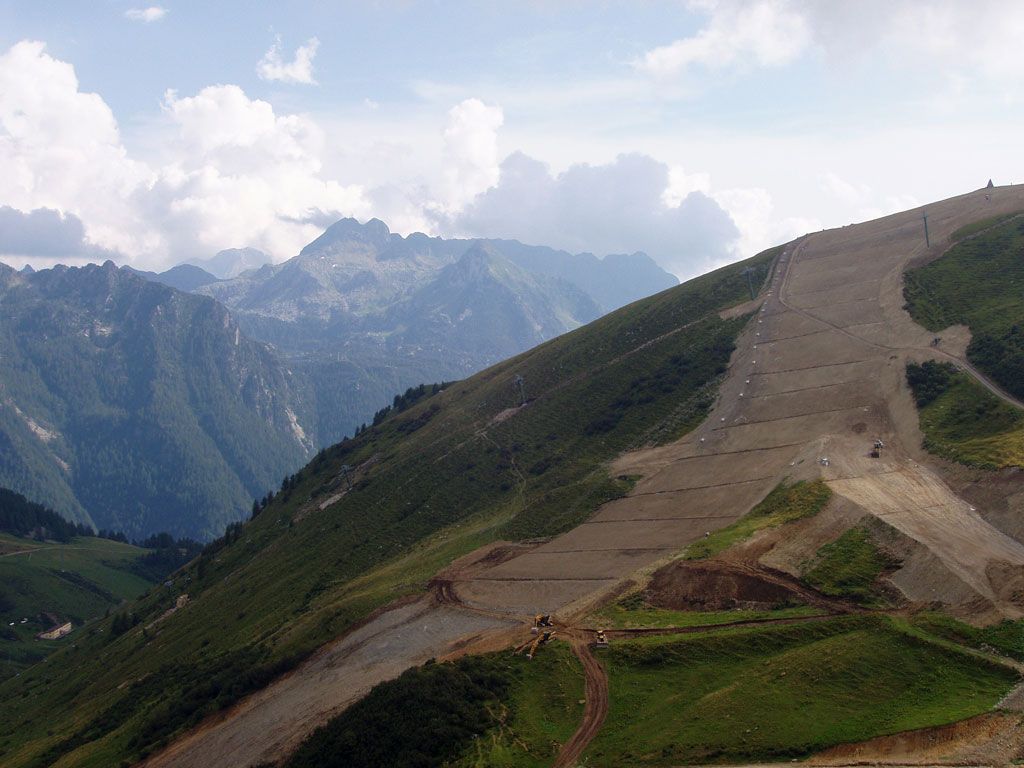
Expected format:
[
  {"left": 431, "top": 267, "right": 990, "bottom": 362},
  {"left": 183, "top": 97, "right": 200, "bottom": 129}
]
[{"left": 145, "top": 185, "right": 1024, "bottom": 768}]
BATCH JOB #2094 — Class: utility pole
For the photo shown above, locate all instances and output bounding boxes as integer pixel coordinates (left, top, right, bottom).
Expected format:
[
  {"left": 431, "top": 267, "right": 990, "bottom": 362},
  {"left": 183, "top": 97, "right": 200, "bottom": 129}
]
[
  {"left": 514, "top": 375, "right": 527, "bottom": 406},
  {"left": 922, "top": 212, "right": 931, "bottom": 248},
  {"left": 741, "top": 267, "right": 756, "bottom": 300}
]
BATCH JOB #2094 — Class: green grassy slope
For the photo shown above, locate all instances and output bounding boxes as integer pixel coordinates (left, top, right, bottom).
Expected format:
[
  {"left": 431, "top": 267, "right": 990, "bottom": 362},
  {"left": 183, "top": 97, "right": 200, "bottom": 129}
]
[
  {"left": 682, "top": 480, "right": 832, "bottom": 560},
  {"left": 803, "top": 526, "right": 900, "bottom": 605},
  {"left": 904, "top": 215, "right": 1024, "bottom": 401},
  {"left": 0, "top": 534, "right": 153, "bottom": 679},
  {"left": 282, "top": 643, "right": 584, "bottom": 768},
  {"left": 585, "top": 617, "right": 1016, "bottom": 766},
  {"left": 910, "top": 612, "right": 1024, "bottom": 662},
  {"left": 300, "top": 614, "right": 1020, "bottom": 768},
  {"left": 906, "top": 361, "right": 1024, "bottom": 468},
  {"left": 949, "top": 211, "right": 1021, "bottom": 242},
  {"left": 453, "top": 643, "right": 584, "bottom": 768},
  {"left": 0, "top": 248, "right": 777, "bottom": 768},
  {"left": 588, "top": 602, "right": 819, "bottom": 630}
]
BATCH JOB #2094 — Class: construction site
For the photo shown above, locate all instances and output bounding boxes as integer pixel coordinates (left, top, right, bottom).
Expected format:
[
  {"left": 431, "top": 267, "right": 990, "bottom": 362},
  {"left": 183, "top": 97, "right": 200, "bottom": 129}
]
[{"left": 130, "top": 184, "right": 1024, "bottom": 768}]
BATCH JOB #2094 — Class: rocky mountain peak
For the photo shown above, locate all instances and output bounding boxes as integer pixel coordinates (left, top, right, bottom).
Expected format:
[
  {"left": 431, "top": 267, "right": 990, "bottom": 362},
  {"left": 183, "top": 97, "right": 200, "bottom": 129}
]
[{"left": 300, "top": 217, "right": 394, "bottom": 258}]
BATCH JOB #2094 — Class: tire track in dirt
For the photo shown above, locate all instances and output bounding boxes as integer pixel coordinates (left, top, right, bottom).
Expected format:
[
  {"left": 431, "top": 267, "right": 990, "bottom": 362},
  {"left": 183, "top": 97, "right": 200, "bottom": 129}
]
[
  {"left": 553, "top": 638, "right": 608, "bottom": 768},
  {"left": 549, "top": 609, "right": 855, "bottom": 766}
]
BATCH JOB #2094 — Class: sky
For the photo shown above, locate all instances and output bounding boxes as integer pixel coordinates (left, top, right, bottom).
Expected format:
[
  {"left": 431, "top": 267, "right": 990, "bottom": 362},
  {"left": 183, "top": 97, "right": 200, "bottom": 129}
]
[{"left": 1, "top": 1, "right": 1023, "bottom": 279}]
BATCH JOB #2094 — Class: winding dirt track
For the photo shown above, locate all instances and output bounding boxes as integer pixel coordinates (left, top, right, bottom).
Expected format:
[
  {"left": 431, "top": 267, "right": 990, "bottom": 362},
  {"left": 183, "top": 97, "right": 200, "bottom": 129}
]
[
  {"left": 553, "top": 638, "right": 609, "bottom": 768},
  {"left": 144, "top": 185, "right": 1024, "bottom": 768}
]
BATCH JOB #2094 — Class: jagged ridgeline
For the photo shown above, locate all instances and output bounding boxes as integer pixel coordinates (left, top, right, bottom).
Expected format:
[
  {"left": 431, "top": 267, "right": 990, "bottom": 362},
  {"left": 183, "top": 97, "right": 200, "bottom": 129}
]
[{"left": 0, "top": 247, "right": 776, "bottom": 768}]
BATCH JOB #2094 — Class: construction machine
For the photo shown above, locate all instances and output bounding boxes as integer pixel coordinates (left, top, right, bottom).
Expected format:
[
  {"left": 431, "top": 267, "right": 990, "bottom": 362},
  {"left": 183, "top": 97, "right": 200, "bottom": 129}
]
[
  {"left": 531, "top": 614, "right": 553, "bottom": 633},
  {"left": 526, "top": 630, "right": 554, "bottom": 659}
]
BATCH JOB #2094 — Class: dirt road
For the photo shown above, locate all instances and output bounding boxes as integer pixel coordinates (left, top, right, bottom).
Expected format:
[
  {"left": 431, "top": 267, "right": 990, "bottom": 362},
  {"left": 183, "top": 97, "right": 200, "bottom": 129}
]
[
  {"left": 142, "top": 601, "right": 517, "bottom": 768},
  {"left": 553, "top": 638, "right": 609, "bottom": 768}
]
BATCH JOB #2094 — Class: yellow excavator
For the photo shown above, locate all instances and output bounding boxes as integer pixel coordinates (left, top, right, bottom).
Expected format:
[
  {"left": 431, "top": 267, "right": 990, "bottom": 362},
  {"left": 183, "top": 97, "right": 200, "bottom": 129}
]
[{"left": 526, "top": 630, "right": 555, "bottom": 659}]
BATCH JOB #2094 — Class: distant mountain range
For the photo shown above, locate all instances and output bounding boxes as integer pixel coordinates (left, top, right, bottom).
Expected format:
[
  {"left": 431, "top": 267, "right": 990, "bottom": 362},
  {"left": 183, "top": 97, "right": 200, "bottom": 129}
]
[
  {"left": 123, "top": 246, "right": 274, "bottom": 291},
  {"left": 0, "top": 219, "right": 675, "bottom": 538},
  {"left": 201, "top": 218, "right": 672, "bottom": 330},
  {"left": 196, "top": 219, "right": 675, "bottom": 441},
  {"left": 126, "top": 263, "right": 221, "bottom": 292},
  {"left": 195, "top": 219, "right": 675, "bottom": 442},
  {"left": 186, "top": 247, "right": 272, "bottom": 279}
]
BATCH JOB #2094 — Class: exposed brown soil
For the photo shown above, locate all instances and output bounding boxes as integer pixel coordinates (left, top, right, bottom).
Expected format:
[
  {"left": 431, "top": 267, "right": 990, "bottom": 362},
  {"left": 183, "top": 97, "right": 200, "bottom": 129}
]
[
  {"left": 811, "top": 712, "right": 1024, "bottom": 766},
  {"left": 719, "top": 296, "right": 764, "bottom": 320},
  {"left": 644, "top": 558, "right": 855, "bottom": 614},
  {"left": 140, "top": 599, "right": 516, "bottom": 768},
  {"left": 435, "top": 539, "right": 538, "bottom": 582}
]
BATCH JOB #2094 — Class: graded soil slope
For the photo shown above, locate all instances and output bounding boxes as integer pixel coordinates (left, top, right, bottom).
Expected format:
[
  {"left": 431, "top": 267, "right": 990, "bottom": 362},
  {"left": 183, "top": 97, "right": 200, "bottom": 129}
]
[{"left": 145, "top": 186, "right": 1024, "bottom": 768}]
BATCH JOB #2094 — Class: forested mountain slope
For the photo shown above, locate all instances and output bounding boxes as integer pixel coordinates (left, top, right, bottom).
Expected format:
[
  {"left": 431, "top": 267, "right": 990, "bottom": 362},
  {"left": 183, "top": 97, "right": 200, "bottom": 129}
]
[{"left": 0, "top": 262, "right": 315, "bottom": 539}]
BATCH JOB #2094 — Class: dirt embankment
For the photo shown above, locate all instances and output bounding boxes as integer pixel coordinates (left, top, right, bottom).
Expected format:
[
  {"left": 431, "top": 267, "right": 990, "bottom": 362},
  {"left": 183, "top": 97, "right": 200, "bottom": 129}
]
[
  {"left": 811, "top": 712, "right": 1024, "bottom": 766},
  {"left": 644, "top": 559, "right": 851, "bottom": 613}
]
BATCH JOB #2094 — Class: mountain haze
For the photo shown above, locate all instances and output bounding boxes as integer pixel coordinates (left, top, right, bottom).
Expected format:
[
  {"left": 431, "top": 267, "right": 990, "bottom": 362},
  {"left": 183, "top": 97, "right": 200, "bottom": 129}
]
[
  {"left": 197, "top": 218, "right": 676, "bottom": 441},
  {"left": 127, "top": 263, "right": 220, "bottom": 292},
  {"left": 199, "top": 218, "right": 675, "bottom": 333},
  {"left": 186, "top": 247, "right": 272, "bottom": 279},
  {"left": 381, "top": 242, "right": 602, "bottom": 370}
]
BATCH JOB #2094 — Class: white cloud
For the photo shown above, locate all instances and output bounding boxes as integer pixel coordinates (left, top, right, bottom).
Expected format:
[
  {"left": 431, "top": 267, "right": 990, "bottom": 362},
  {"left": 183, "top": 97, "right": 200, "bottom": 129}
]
[
  {"left": 663, "top": 165, "right": 712, "bottom": 207},
  {"left": 638, "top": 1, "right": 1024, "bottom": 94},
  {"left": 0, "top": 40, "right": 807, "bottom": 279},
  {"left": 437, "top": 98, "right": 504, "bottom": 212},
  {"left": 0, "top": 41, "right": 151, "bottom": 256},
  {"left": 124, "top": 7, "right": 167, "bottom": 23},
  {"left": 636, "top": 0, "right": 811, "bottom": 78},
  {"left": 819, "top": 171, "right": 919, "bottom": 223},
  {"left": 714, "top": 187, "right": 817, "bottom": 262},
  {"left": 0, "top": 41, "right": 370, "bottom": 268},
  {"left": 450, "top": 152, "right": 741, "bottom": 279},
  {"left": 664, "top": 165, "right": 816, "bottom": 264},
  {"left": 256, "top": 36, "right": 320, "bottom": 85},
  {"left": 149, "top": 84, "right": 370, "bottom": 260}
]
